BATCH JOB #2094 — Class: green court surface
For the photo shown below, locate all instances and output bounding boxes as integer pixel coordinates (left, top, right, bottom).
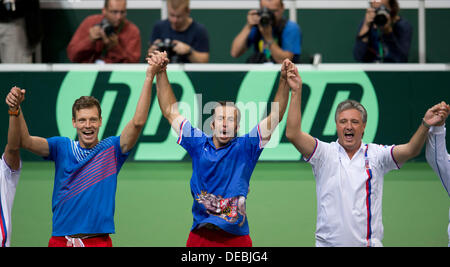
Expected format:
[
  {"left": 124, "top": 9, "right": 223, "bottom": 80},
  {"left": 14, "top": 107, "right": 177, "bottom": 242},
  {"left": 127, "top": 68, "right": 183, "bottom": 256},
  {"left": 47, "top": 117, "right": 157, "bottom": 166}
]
[{"left": 10, "top": 161, "right": 449, "bottom": 247}]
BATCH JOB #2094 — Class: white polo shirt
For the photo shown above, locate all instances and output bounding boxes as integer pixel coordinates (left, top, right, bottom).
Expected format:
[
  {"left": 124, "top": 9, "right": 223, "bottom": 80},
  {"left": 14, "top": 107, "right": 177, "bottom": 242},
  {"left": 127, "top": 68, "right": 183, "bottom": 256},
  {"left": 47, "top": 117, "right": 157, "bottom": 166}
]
[
  {"left": 0, "top": 154, "right": 21, "bottom": 247},
  {"left": 425, "top": 125, "right": 450, "bottom": 247},
  {"left": 305, "top": 139, "right": 400, "bottom": 247}
]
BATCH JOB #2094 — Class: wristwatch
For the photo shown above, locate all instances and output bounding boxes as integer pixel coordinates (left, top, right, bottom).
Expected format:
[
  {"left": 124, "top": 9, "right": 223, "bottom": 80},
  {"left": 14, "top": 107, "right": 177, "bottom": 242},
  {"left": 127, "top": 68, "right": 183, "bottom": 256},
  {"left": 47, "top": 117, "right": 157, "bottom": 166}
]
[
  {"left": 8, "top": 107, "right": 20, "bottom": 116},
  {"left": 266, "top": 40, "right": 274, "bottom": 47},
  {"left": 422, "top": 119, "right": 431, "bottom": 129}
]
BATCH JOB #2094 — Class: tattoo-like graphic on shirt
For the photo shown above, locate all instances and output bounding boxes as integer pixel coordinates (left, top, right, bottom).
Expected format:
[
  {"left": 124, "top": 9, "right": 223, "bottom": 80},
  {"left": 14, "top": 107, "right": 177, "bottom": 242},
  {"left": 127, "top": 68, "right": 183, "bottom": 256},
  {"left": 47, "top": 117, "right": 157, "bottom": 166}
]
[{"left": 196, "top": 191, "right": 247, "bottom": 226}]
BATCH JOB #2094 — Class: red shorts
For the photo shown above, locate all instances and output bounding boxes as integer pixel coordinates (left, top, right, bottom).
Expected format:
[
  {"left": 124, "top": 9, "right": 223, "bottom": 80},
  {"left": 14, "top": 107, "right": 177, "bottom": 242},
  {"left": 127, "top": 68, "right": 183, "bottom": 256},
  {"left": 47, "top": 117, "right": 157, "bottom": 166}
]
[
  {"left": 186, "top": 227, "right": 252, "bottom": 247},
  {"left": 48, "top": 235, "right": 112, "bottom": 247}
]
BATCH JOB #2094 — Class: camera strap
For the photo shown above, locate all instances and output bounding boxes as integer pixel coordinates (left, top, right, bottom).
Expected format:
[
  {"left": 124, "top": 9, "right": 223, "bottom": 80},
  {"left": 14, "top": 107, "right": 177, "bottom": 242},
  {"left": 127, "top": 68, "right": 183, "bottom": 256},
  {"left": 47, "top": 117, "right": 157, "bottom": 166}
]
[
  {"left": 274, "top": 18, "right": 287, "bottom": 45},
  {"left": 265, "top": 18, "right": 287, "bottom": 61},
  {"left": 377, "top": 29, "right": 384, "bottom": 62}
]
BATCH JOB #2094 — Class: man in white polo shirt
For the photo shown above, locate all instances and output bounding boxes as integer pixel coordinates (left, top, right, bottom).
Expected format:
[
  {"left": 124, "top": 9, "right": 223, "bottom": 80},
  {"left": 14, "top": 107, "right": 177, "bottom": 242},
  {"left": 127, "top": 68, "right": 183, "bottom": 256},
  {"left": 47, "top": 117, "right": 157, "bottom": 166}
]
[
  {"left": 284, "top": 66, "right": 449, "bottom": 246},
  {"left": 425, "top": 101, "right": 450, "bottom": 247}
]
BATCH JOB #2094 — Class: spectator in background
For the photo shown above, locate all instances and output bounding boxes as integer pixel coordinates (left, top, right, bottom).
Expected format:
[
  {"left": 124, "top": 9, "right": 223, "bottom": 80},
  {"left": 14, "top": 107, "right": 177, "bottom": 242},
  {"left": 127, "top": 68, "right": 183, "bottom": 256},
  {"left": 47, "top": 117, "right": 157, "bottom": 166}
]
[
  {"left": 231, "top": 0, "right": 301, "bottom": 63},
  {"left": 353, "top": 0, "right": 412, "bottom": 63},
  {"left": 67, "top": 0, "right": 141, "bottom": 63},
  {"left": 148, "top": 0, "right": 209, "bottom": 63},
  {"left": 0, "top": 0, "right": 43, "bottom": 63}
]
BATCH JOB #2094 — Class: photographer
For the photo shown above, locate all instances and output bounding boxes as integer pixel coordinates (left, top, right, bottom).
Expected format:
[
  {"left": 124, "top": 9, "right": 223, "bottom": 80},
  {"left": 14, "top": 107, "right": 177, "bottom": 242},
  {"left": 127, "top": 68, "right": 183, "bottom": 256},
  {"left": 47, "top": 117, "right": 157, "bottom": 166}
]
[
  {"left": 230, "top": 0, "right": 301, "bottom": 63},
  {"left": 353, "top": 0, "right": 412, "bottom": 63},
  {"left": 147, "top": 0, "right": 209, "bottom": 63},
  {"left": 67, "top": 0, "right": 141, "bottom": 63}
]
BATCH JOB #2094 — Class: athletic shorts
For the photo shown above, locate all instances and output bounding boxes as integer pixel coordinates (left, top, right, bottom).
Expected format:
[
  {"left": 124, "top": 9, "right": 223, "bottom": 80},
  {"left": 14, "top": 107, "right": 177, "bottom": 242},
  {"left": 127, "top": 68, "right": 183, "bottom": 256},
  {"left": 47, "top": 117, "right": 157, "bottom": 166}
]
[
  {"left": 186, "top": 227, "right": 252, "bottom": 247},
  {"left": 48, "top": 235, "right": 112, "bottom": 247}
]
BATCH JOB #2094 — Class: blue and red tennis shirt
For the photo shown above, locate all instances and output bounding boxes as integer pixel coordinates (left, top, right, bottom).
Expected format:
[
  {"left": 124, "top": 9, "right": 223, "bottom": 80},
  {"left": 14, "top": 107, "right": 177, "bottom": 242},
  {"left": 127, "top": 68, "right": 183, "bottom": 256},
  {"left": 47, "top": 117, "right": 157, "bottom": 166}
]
[
  {"left": 44, "top": 136, "right": 129, "bottom": 236},
  {"left": 178, "top": 119, "right": 264, "bottom": 236}
]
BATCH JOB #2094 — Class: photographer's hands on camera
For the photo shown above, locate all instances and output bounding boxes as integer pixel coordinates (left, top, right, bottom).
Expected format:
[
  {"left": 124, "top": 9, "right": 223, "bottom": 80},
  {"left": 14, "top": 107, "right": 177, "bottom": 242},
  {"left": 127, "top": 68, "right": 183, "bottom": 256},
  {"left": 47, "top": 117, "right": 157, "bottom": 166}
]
[
  {"left": 366, "top": 7, "right": 392, "bottom": 32},
  {"left": 359, "top": 5, "right": 394, "bottom": 42},
  {"left": 147, "top": 39, "right": 192, "bottom": 59},
  {"left": 89, "top": 25, "right": 119, "bottom": 50},
  {"left": 247, "top": 9, "right": 274, "bottom": 44}
]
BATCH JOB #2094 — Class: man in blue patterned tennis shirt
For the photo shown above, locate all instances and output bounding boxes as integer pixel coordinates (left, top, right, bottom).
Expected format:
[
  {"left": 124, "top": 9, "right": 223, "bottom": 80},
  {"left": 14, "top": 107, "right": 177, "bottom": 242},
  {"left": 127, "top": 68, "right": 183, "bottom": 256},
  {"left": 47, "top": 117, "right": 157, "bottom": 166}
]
[
  {"left": 6, "top": 58, "right": 160, "bottom": 247},
  {"left": 149, "top": 51, "right": 295, "bottom": 246}
]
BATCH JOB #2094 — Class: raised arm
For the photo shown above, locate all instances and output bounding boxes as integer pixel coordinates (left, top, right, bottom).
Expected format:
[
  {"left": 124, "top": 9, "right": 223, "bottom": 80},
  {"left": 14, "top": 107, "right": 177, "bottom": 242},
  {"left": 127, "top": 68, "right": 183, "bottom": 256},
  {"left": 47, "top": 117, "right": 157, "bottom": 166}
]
[
  {"left": 230, "top": 10, "right": 258, "bottom": 58},
  {"left": 426, "top": 123, "right": 450, "bottom": 195},
  {"left": 6, "top": 87, "right": 49, "bottom": 157},
  {"left": 285, "top": 62, "right": 316, "bottom": 159},
  {"left": 393, "top": 101, "right": 450, "bottom": 166},
  {"left": 258, "top": 59, "right": 291, "bottom": 145},
  {"left": 119, "top": 55, "right": 159, "bottom": 154},
  {"left": 151, "top": 52, "right": 185, "bottom": 136},
  {"left": 4, "top": 86, "right": 23, "bottom": 170}
]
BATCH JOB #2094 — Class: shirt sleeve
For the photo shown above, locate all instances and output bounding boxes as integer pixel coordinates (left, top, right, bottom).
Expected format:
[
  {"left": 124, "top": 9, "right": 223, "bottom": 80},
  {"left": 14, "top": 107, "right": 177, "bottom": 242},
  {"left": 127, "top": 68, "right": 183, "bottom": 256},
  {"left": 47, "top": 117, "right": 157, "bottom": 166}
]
[
  {"left": 281, "top": 21, "right": 301, "bottom": 55},
  {"left": 105, "top": 21, "right": 141, "bottom": 63},
  {"left": 241, "top": 124, "right": 265, "bottom": 162},
  {"left": 150, "top": 22, "right": 161, "bottom": 44},
  {"left": 0, "top": 154, "right": 21, "bottom": 184},
  {"left": 372, "top": 144, "right": 400, "bottom": 175},
  {"left": 246, "top": 26, "right": 258, "bottom": 47},
  {"left": 353, "top": 20, "right": 371, "bottom": 62},
  {"left": 382, "top": 18, "right": 412, "bottom": 63},
  {"left": 44, "top": 136, "right": 66, "bottom": 162},
  {"left": 191, "top": 23, "right": 209, "bottom": 52},
  {"left": 304, "top": 138, "right": 328, "bottom": 169},
  {"left": 113, "top": 136, "right": 130, "bottom": 167},
  {"left": 67, "top": 16, "right": 100, "bottom": 63},
  {"left": 426, "top": 125, "right": 450, "bottom": 195},
  {"left": 177, "top": 119, "right": 206, "bottom": 157}
]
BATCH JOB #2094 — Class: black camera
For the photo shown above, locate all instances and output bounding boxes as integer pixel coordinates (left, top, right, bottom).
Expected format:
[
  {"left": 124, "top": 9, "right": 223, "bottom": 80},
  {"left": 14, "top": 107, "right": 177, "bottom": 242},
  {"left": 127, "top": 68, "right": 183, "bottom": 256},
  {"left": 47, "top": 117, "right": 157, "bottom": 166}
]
[
  {"left": 257, "top": 7, "right": 275, "bottom": 27},
  {"left": 97, "top": 18, "right": 115, "bottom": 37},
  {"left": 374, "top": 4, "right": 390, "bottom": 27},
  {"left": 155, "top": 38, "right": 179, "bottom": 63}
]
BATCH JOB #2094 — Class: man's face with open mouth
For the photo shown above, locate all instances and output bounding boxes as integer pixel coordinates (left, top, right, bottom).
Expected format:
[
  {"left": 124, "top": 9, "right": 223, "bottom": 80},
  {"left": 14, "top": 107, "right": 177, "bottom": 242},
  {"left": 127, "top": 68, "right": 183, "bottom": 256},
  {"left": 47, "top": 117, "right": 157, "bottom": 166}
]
[
  {"left": 72, "top": 107, "right": 102, "bottom": 149},
  {"left": 211, "top": 105, "right": 239, "bottom": 147},
  {"left": 336, "top": 108, "right": 366, "bottom": 154}
]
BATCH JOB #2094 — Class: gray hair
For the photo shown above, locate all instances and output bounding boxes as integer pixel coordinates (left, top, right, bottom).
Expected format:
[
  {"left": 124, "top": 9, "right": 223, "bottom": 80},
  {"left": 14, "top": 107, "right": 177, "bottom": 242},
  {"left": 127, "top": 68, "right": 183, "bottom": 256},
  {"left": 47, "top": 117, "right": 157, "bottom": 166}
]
[{"left": 335, "top": 99, "right": 367, "bottom": 123}]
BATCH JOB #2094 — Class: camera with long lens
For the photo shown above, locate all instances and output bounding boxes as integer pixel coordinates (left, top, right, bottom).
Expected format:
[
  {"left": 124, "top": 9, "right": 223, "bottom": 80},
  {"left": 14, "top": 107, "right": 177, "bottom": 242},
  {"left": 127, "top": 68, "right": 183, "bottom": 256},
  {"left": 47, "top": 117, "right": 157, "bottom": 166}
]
[
  {"left": 97, "top": 18, "right": 115, "bottom": 37},
  {"left": 374, "top": 4, "right": 390, "bottom": 27},
  {"left": 257, "top": 7, "right": 275, "bottom": 27},
  {"left": 155, "top": 38, "right": 179, "bottom": 63},
  {"left": 2, "top": 0, "right": 16, "bottom": 12}
]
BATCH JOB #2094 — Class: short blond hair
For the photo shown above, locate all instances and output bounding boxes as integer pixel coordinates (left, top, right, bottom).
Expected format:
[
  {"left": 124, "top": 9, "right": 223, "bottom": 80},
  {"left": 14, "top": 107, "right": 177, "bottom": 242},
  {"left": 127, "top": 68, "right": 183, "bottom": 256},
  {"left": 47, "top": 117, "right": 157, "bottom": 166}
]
[{"left": 167, "top": 0, "right": 189, "bottom": 10}]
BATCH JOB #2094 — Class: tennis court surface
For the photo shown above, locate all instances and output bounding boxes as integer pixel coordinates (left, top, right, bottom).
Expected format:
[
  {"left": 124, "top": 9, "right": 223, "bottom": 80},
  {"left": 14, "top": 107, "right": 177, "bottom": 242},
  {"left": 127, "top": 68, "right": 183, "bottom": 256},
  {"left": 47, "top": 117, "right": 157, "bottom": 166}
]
[{"left": 11, "top": 161, "right": 449, "bottom": 247}]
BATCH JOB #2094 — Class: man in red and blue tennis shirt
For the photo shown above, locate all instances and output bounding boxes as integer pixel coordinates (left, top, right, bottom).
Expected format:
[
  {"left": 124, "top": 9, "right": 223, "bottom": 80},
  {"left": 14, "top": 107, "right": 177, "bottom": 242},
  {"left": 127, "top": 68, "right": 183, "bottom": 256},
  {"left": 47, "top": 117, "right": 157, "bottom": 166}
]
[
  {"left": 150, "top": 51, "right": 295, "bottom": 246},
  {"left": 7, "top": 58, "right": 157, "bottom": 247}
]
